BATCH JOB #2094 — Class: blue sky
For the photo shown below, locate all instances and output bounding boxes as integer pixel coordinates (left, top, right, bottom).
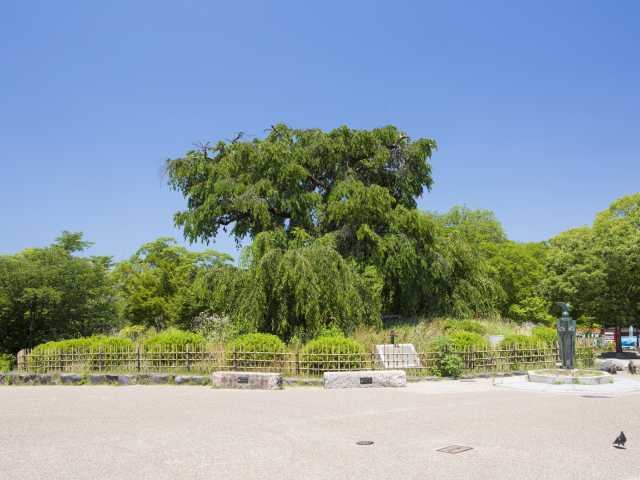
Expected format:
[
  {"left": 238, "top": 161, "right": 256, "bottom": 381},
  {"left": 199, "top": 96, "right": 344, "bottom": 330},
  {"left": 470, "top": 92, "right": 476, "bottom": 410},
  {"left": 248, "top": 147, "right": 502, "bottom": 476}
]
[{"left": 1, "top": 1, "right": 638, "bottom": 261}]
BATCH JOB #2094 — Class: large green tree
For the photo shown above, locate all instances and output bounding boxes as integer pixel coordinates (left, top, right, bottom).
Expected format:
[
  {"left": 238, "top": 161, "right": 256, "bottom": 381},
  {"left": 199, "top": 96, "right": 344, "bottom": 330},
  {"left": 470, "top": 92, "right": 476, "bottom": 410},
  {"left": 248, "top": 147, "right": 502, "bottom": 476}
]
[
  {"left": 167, "top": 125, "right": 504, "bottom": 323},
  {"left": 0, "top": 232, "right": 117, "bottom": 353},
  {"left": 166, "top": 124, "right": 436, "bottom": 243}
]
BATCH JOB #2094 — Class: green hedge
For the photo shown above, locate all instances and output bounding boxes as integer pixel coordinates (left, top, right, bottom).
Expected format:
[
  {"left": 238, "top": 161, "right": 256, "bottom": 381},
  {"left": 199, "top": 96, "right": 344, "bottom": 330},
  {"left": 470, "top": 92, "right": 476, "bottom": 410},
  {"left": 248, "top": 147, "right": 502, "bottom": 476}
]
[
  {"left": 31, "top": 336, "right": 133, "bottom": 353},
  {"left": 301, "top": 336, "right": 366, "bottom": 374},
  {"left": 28, "top": 336, "right": 134, "bottom": 372},
  {"left": 144, "top": 328, "right": 206, "bottom": 350},
  {"left": 226, "top": 333, "right": 287, "bottom": 370}
]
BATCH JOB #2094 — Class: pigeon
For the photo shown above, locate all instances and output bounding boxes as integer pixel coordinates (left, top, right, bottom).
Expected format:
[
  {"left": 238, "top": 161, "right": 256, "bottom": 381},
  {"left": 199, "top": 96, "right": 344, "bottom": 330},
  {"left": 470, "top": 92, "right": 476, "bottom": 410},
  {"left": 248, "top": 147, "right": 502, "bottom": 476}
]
[{"left": 613, "top": 431, "right": 627, "bottom": 449}]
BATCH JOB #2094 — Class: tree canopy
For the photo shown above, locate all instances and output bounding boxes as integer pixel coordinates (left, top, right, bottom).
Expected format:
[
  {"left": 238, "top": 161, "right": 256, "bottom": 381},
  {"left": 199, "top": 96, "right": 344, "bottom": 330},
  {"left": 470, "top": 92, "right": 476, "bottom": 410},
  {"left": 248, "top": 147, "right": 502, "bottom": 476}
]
[
  {"left": 111, "top": 238, "right": 231, "bottom": 330},
  {"left": 0, "top": 232, "right": 116, "bottom": 353},
  {"left": 166, "top": 125, "right": 507, "bottom": 326},
  {"left": 166, "top": 124, "right": 437, "bottom": 243},
  {"left": 543, "top": 193, "right": 640, "bottom": 350}
]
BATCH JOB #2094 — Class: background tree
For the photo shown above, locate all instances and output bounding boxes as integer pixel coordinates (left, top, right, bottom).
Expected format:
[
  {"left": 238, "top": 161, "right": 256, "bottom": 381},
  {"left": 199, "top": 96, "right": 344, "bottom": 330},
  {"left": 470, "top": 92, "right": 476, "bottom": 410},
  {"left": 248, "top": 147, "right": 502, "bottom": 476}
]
[
  {"left": 543, "top": 193, "right": 640, "bottom": 352},
  {"left": 488, "top": 241, "right": 550, "bottom": 322},
  {"left": 111, "top": 238, "right": 232, "bottom": 330},
  {"left": 592, "top": 194, "right": 640, "bottom": 351},
  {"left": 434, "top": 206, "right": 507, "bottom": 246},
  {"left": 0, "top": 232, "right": 117, "bottom": 353},
  {"left": 542, "top": 227, "right": 605, "bottom": 324}
]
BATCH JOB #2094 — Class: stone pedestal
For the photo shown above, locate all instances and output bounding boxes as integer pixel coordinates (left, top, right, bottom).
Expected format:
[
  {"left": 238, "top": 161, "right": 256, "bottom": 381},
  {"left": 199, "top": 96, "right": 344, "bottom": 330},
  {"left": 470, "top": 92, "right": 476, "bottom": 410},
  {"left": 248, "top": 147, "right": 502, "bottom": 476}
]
[
  {"left": 211, "top": 371, "right": 283, "bottom": 390},
  {"left": 323, "top": 370, "right": 406, "bottom": 389}
]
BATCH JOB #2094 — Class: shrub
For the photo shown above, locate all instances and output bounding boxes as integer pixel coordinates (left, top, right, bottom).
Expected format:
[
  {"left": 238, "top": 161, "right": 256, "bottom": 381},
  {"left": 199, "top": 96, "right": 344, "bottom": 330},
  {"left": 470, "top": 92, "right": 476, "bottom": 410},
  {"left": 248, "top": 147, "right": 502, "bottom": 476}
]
[
  {"left": 31, "top": 336, "right": 133, "bottom": 353},
  {"left": 28, "top": 336, "right": 134, "bottom": 372},
  {"left": 443, "top": 319, "right": 487, "bottom": 335},
  {"left": 428, "top": 332, "right": 488, "bottom": 375},
  {"left": 447, "top": 331, "right": 489, "bottom": 351},
  {"left": 499, "top": 334, "right": 537, "bottom": 349},
  {"left": 532, "top": 326, "right": 558, "bottom": 346},
  {"left": 316, "top": 325, "right": 345, "bottom": 339},
  {"left": 118, "top": 325, "right": 153, "bottom": 342},
  {"left": 498, "top": 333, "right": 552, "bottom": 371},
  {"left": 301, "top": 336, "right": 366, "bottom": 374},
  {"left": 191, "top": 312, "right": 238, "bottom": 344},
  {"left": 439, "top": 354, "right": 464, "bottom": 378},
  {"left": 144, "top": 328, "right": 206, "bottom": 350},
  {"left": 226, "top": 333, "right": 287, "bottom": 370},
  {"left": 0, "top": 353, "right": 15, "bottom": 372}
]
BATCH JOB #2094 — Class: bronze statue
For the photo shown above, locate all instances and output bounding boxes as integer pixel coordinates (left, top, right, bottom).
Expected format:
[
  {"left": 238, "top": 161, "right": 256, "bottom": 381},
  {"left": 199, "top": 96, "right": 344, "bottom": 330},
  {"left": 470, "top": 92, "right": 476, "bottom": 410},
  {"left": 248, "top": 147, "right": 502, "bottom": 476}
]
[{"left": 556, "top": 302, "right": 576, "bottom": 369}]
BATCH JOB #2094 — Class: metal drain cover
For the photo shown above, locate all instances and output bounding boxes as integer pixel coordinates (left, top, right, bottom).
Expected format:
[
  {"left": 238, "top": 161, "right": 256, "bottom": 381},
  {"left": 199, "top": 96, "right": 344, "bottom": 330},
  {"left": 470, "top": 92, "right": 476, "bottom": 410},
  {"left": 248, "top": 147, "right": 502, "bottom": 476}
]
[
  {"left": 581, "top": 395, "right": 612, "bottom": 399},
  {"left": 356, "top": 440, "right": 374, "bottom": 446},
  {"left": 437, "top": 445, "right": 473, "bottom": 454}
]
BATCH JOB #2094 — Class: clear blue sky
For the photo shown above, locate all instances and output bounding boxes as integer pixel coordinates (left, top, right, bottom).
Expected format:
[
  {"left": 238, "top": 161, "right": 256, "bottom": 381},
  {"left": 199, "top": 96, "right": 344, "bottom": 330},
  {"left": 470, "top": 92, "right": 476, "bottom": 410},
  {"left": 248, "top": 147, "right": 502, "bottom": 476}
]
[{"left": 1, "top": 1, "right": 638, "bottom": 261}]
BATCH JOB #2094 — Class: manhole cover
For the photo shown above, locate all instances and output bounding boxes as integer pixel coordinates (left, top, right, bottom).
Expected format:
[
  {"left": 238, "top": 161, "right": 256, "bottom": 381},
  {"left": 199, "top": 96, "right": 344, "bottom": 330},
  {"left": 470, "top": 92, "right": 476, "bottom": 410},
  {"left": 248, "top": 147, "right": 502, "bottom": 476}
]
[
  {"left": 437, "top": 445, "right": 473, "bottom": 454},
  {"left": 581, "top": 395, "right": 612, "bottom": 399},
  {"left": 356, "top": 440, "right": 375, "bottom": 446}
]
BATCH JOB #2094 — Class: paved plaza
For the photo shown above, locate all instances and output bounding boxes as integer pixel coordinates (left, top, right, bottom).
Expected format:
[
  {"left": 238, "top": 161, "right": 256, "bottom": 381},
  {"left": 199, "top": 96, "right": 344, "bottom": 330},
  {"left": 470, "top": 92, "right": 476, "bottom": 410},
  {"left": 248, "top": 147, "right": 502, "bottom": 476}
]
[{"left": 2, "top": 378, "right": 640, "bottom": 480}]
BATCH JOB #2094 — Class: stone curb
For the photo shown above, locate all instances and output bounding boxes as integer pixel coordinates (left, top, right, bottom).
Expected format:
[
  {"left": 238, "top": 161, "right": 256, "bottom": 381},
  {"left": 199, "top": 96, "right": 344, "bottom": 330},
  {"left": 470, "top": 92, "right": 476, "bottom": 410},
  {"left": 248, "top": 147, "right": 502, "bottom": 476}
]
[
  {"left": 0, "top": 370, "right": 540, "bottom": 386},
  {"left": 175, "top": 375, "right": 210, "bottom": 385}
]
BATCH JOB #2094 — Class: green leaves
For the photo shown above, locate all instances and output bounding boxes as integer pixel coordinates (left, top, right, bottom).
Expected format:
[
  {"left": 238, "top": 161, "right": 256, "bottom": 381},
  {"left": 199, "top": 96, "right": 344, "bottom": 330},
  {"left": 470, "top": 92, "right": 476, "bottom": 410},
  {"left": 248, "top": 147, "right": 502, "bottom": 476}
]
[
  {"left": 111, "top": 238, "right": 232, "bottom": 330},
  {"left": 229, "top": 231, "right": 383, "bottom": 341},
  {"left": 544, "top": 193, "right": 640, "bottom": 331},
  {"left": 0, "top": 233, "right": 116, "bottom": 353},
  {"left": 166, "top": 124, "right": 436, "bottom": 244}
]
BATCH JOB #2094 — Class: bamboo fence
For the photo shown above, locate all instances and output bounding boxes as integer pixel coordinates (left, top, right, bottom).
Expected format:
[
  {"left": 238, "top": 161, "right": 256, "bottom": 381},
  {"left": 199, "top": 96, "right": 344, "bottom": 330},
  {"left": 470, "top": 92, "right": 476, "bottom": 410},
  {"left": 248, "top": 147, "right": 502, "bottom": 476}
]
[{"left": 18, "top": 343, "right": 595, "bottom": 377}]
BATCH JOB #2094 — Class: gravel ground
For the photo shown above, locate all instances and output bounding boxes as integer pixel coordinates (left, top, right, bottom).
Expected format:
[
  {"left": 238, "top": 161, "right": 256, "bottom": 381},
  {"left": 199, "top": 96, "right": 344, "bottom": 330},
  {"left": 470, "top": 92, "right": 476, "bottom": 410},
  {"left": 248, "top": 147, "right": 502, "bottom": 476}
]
[{"left": 2, "top": 379, "right": 640, "bottom": 480}]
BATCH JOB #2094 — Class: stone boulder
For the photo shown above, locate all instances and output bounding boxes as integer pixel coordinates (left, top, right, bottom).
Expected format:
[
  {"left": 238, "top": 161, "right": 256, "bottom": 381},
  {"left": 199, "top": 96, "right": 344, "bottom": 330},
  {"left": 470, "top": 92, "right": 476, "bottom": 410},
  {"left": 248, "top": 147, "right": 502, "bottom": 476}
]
[{"left": 595, "top": 358, "right": 640, "bottom": 373}]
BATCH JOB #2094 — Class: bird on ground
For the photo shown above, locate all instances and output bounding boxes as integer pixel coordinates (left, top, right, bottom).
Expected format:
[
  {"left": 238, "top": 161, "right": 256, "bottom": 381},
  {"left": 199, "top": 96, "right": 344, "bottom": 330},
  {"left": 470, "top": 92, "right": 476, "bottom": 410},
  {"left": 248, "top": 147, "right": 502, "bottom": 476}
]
[{"left": 613, "top": 431, "right": 627, "bottom": 448}]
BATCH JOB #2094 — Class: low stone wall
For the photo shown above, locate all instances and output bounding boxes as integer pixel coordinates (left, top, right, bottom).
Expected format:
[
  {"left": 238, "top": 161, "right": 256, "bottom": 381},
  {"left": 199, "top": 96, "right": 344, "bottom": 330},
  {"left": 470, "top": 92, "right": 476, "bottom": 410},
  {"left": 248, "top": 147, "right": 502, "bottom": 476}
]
[
  {"left": 211, "top": 371, "right": 283, "bottom": 390},
  {"left": 323, "top": 370, "right": 406, "bottom": 389},
  {"left": 0, "top": 372, "right": 211, "bottom": 386}
]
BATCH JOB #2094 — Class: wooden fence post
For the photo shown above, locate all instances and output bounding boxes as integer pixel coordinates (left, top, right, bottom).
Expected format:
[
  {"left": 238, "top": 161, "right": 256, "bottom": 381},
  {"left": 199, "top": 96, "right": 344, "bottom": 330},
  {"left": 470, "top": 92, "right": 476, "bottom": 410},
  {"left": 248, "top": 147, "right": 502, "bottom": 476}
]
[
  {"left": 136, "top": 345, "right": 141, "bottom": 373},
  {"left": 295, "top": 348, "right": 300, "bottom": 376}
]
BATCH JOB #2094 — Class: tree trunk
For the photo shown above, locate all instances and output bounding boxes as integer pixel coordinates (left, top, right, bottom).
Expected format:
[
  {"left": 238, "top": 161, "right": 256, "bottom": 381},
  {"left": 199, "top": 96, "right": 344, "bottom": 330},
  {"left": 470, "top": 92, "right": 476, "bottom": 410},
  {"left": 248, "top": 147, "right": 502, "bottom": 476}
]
[{"left": 615, "top": 325, "right": 623, "bottom": 354}]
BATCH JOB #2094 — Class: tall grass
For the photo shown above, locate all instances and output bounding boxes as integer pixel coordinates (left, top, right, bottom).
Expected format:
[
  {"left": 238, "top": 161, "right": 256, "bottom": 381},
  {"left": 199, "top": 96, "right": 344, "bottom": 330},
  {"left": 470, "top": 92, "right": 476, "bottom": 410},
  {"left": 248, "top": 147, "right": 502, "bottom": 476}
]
[{"left": 352, "top": 317, "right": 531, "bottom": 350}]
